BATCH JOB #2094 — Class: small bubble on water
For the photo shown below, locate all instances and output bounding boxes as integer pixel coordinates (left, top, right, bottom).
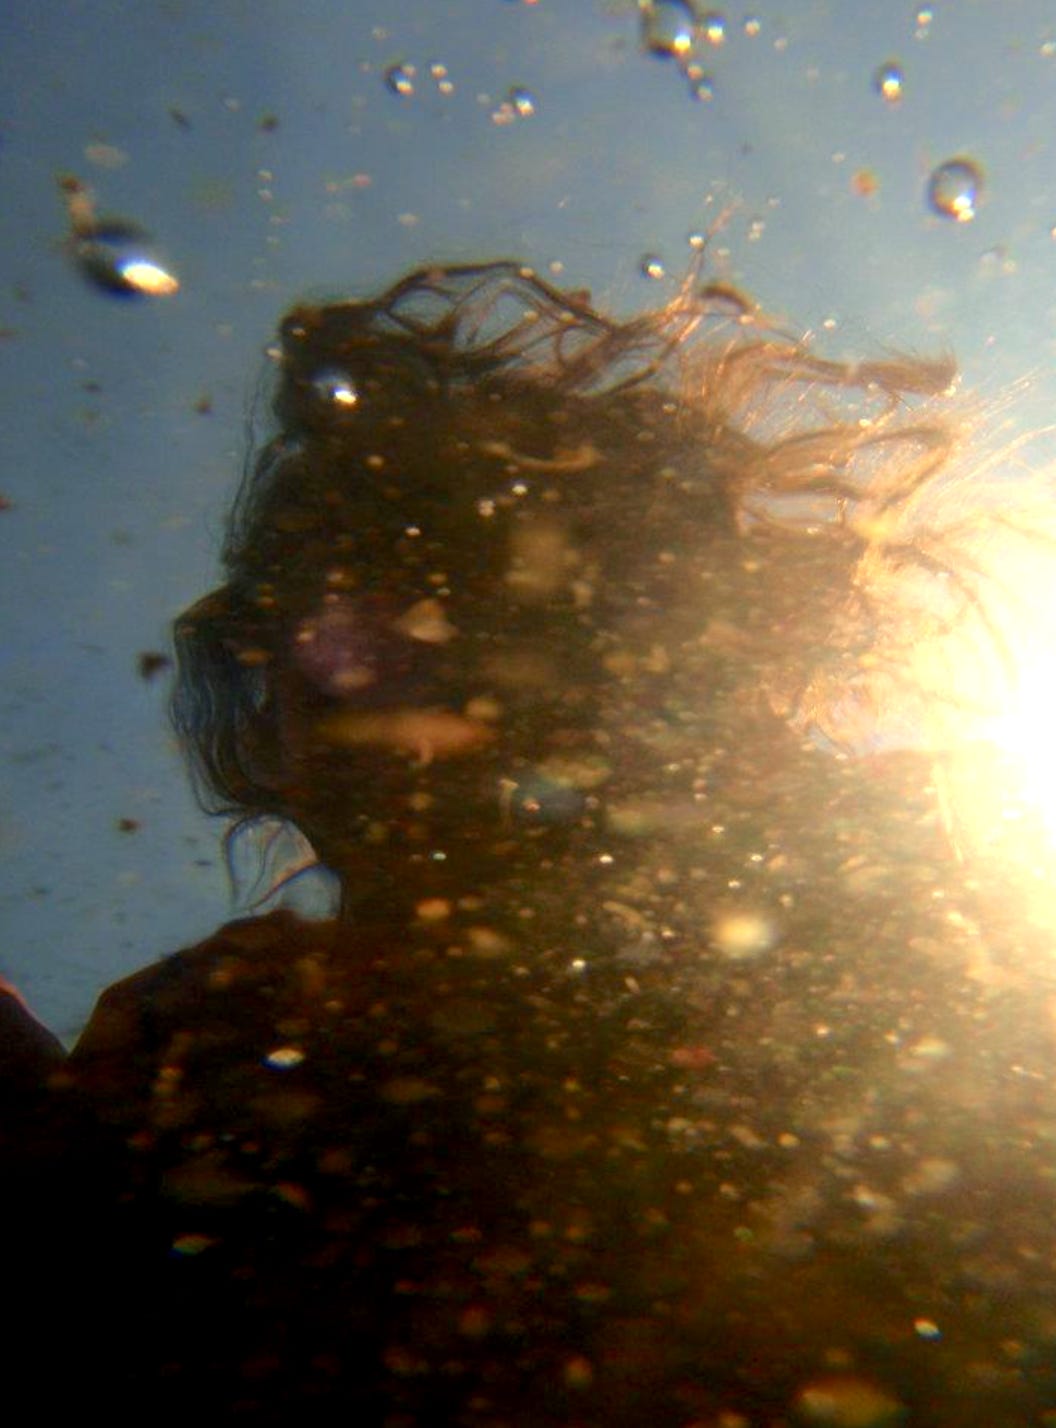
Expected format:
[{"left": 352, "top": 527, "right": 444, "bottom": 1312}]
[
  {"left": 640, "top": 0, "right": 697, "bottom": 60},
  {"left": 384, "top": 62, "right": 416, "bottom": 97},
  {"left": 927, "top": 157, "right": 982, "bottom": 223},
  {"left": 640, "top": 254, "right": 666, "bottom": 279},
  {"left": 743, "top": 15, "right": 761, "bottom": 37},
  {"left": 873, "top": 60, "right": 904, "bottom": 103},
  {"left": 915, "top": 6, "right": 934, "bottom": 39}
]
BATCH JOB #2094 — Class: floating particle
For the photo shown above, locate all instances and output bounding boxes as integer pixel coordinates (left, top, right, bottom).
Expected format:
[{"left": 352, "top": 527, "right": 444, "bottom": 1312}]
[
  {"left": 926, "top": 157, "right": 982, "bottom": 222},
  {"left": 793, "top": 1374, "right": 904, "bottom": 1426},
  {"left": 0, "top": 494, "right": 12, "bottom": 512},
  {"left": 384, "top": 62, "right": 416, "bottom": 96},
  {"left": 851, "top": 167, "right": 879, "bottom": 198},
  {"left": 84, "top": 142, "right": 129, "bottom": 169},
  {"left": 137, "top": 651, "right": 172, "bottom": 681},
  {"left": 744, "top": 15, "right": 761, "bottom": 36},
  {"left": 915, "top": 6, "right": 934, "bottom": 39},
  {"left": 640, "top": 254, "right": 666, "bottom": 279},
  {"left": 914, "top": 1317, "right": 942, "bottom": 1340},
  {"left": 264, "top": 1046, "right": 306, "bottom": 1070},
  {"left": 257, "top": 111, "right": 279, "bottom": 132},
  {"left": 873, "top": 60, "right": 904, "bottom": 103},
  {"left": 640, "top": 0, "right": 697, "bottom": 59},
  {"left": 562, "top": 1355, "right": 594, "bottom": 1390},
  {"left": 710, "top": 908, "right": 777, "bottom": 959},
  {"left": 116, "top": 817, "right": 140, "bottom": 833},
  {"left": 169, "top": 107, "right": 192, "bottom": 129},
  {"left": 171, "top": 1233, "right": 217, "bottom": 1256}
]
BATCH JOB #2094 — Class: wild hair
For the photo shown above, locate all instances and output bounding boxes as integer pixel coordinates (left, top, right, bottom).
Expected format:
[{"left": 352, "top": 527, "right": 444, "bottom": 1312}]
[{"left": 172, "top": 259, "right": 996, "bottom": 883}]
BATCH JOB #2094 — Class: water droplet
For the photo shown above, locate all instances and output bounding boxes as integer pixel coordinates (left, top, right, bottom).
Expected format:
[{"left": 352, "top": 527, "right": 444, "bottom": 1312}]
[
  {"left": 640, "top": 0, "right": 697, "bottom": 60},
  {"left": 873, "top": 60, "right": 904, "bottom": 103},
  {"left": 509, "top": 86, "right": 537, "bottom": 117},
  {"left": 640, "top": 254, "right": 666, "bottom": 279},
  {"left": 915, "top": 6, "right": 934, "bottom": 38},
  {"left": 384, "top": 62, "right": 416, "bottom": 97},
  {"left": 927, "top": 158, "right": 982, "bottom": 223},
  {"left": 72, "top": 220, "right": 179, "bottom": 299},
  {"left": 699, "top": 9, "right": 726, "bottom": 45},
  {"left": 743, "top": 15, "right": 761, "bottom": 37}
]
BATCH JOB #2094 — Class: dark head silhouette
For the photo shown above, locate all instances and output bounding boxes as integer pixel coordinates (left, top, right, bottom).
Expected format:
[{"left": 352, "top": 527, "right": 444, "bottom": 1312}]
[{"left": 171, "top": 262, "right": 962, "bottom": 918}]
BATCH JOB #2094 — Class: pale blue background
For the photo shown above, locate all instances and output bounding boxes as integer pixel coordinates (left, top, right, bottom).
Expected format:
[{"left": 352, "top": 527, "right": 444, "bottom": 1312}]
[{"left": 4, "top": 0, "right": 1056, "bottom": 1041}]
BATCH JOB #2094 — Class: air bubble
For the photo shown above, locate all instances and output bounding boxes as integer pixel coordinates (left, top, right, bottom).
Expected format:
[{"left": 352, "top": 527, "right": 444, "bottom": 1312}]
[
  {"left": 509, "top": 86, "right": 537, "bottom": 117},
  {"left": 640, "top": 254, "right": 666, "bottom": 279},
  {"left": 640, "top": 0, "right": 697, "bottom": 60},
  {"left": 58, "top": 175, "right": 179, "bottom": 300},
  {"left": 926, "top": 158, "right": 982, "bottom": 223},
  {"left": 311, "top": 370, "right": 360, "bottom": 408},
  {"left": 384, "top": 62, "right": 416, "bottom": 96},
  {"left": 699, "top": 10, "right": 726, "bottom": 45},
  {"left": 72, "top": 220, "right": 179, "bottom": 299},
  {"left": 873, "top": 60, "right": 904, "bottom": 103}
]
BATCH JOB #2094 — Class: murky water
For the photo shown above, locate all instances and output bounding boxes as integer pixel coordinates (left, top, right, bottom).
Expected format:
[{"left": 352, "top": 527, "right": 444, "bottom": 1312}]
[{"left": 7, "top": 4, "right": 1056, "bottom": 1422}]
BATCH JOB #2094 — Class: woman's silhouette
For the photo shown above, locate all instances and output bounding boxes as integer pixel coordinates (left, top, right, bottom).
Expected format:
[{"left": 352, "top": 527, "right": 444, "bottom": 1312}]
[{"left": 21, "top": 262, "right": 1056, "bottom": 1425}]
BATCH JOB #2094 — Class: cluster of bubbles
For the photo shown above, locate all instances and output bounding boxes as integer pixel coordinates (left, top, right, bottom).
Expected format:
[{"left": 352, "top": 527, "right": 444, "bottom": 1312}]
[
  {"left": 490, "top": 86, "right": 537, "bottom": 126},
  {"left": 638, "top": 1, "right": 725, "bottom": 102},
  {"left": 383, "top": 59, "right": 534, "bottom": 126},
  {"left": 383, "top": 61, "right": 455, "bottom": 99}
]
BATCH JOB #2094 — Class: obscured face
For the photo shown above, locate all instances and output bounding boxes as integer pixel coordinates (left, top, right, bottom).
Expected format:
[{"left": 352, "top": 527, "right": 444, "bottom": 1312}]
[{"left": 259, "top": 392, "right": 752, "bottom": 881}]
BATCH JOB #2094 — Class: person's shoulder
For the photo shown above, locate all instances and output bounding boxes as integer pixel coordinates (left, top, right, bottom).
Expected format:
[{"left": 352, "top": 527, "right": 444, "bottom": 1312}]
[{"left": 68, "top": 910, "right": 339, "bottom": 1067}]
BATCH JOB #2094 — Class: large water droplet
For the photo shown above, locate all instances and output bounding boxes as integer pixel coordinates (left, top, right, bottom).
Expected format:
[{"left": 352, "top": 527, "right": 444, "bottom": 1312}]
[
  {"left": 927, "top": 158, "right": 982, "bottom": 223},
  {"left": 640, "top": 254, "right": 666, "bottom": 279},
  {"left": 72, "top": 220, "right": 179, "bottom": 299},
  {"left": 640, "top": 0, "right": 697, "bottom": 59},
  {"left": 873, "top": 60, "right": 904, "bottom": 103}
]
